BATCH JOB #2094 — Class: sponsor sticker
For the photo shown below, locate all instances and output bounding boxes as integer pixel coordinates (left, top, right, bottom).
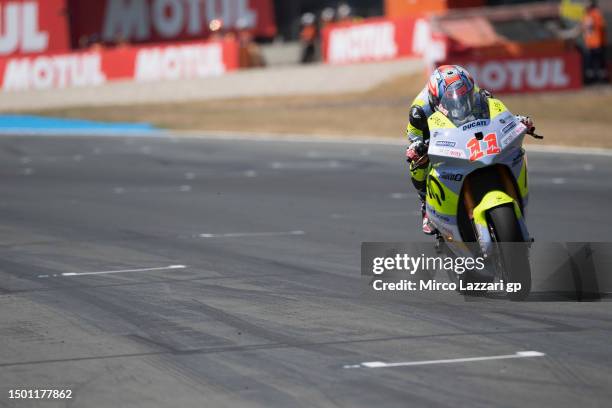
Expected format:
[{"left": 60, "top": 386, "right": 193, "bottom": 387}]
[
  {"left": 436, "top": 148, "right": 466, "bottom": 159},
  {"left": 501, "top": 122, "right": 527, "bottom": 146},
  {"left": 435, "top": 140, "right": 456, "bottom": 148},
  {"left": 502, "top": 121, "right": 517, "bottom": 135},
  {"left": 436, "top": 104, "right": 448, "bottom": 116},
  {"left": 462, "top": 120, "right": 488, "bottom": 131},
  {"left": 440, "top": 172, "right": 463, "bottom": 182}
]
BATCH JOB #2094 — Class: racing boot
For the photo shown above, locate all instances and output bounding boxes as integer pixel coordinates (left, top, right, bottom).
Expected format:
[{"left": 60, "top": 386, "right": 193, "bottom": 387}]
[{"left": 419, "top": 196, "right": 435, "bottom": 235}]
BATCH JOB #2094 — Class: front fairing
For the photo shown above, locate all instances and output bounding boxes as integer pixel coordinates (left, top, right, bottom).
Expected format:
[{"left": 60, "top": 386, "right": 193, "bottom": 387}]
[
  {"left": 428, "top": 112, "right": 528, "bottom": 171},
  {"left": 424, "top": 108, "right": 529, "bottom": 247}
]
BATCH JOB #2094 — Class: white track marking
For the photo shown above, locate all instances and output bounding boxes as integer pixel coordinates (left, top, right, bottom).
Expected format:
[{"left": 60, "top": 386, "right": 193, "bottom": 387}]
[
  {"left": 38, "top": 265, "right": 186, "bottom": 278},
  {"left": 269, "top": 160, "right": 341, "bottom": 170},
  {"left": 331, "top": 211, "right": 410, "bottom": 219},
  {"left": 112, "top": 186, "right": 191, "bottom": 194},
  {"left": 199, "top": 231, "right": 305, "bottom": 238},
  {"left": 344, "top": 351, "right": 545, "bottom": 369},
  {"left": 552, "top": 178, "right": 566, "bottom": 185}
]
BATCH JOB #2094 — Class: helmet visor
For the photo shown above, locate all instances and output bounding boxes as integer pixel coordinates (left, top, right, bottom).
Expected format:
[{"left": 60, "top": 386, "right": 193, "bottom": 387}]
[{"left": 439, "top": 82, "right": 477, "bottom": 126}]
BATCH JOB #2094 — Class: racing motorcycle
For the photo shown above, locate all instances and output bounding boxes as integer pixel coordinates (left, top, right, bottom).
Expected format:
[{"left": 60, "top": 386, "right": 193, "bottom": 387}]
[{"left": 422, "top": 92, "right": 543, "bottom": 300}]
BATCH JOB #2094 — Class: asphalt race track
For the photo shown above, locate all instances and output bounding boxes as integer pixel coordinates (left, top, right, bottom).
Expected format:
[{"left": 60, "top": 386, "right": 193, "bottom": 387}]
[{"left": 0, "top": 134, "right": 610, "bottom": 408}]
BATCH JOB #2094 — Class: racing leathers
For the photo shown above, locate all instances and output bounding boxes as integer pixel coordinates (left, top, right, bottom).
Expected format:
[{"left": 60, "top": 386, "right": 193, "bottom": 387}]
[{"left": 405, "top": 86, "right": 438, "bottom": 234}]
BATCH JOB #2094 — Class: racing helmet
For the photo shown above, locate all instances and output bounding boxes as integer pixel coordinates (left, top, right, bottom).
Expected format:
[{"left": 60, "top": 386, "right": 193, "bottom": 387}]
[
  {"left": 337, "top": 3, "right": 352, "bottom": 20},
  {"left": 428, "top": 65, "right": 477, "bottom": 124},
  {"left": 321, "top": 7, "right": 336, "bottom": 23},
  {"left": 301, "top": 13, "right": 316, "bottom": 26}
]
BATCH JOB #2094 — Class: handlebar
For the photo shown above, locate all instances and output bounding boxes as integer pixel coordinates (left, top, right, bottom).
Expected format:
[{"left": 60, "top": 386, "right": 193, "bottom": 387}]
[{"left": 528, "top": 130, "right": 544, "bottom": 140}]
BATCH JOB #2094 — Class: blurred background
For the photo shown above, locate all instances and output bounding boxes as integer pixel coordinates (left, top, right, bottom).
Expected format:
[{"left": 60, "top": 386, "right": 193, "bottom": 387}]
[
  {"left": 0, "top": 0, "right": 609, "bottom": 146},
  {"left": 1, "top": 4, "right": 612, "bottom": 403}
]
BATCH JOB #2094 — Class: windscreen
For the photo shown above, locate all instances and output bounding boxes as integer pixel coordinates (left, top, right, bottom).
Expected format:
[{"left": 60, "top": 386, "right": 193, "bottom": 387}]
[{"left": 439, "top": 84, "right": 489, "bottom": 126}]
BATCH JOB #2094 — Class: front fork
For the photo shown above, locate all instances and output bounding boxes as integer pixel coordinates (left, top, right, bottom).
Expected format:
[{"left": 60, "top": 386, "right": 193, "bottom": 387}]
[{"left": 462, "top": 169, "right": 530, "bottom": 257}]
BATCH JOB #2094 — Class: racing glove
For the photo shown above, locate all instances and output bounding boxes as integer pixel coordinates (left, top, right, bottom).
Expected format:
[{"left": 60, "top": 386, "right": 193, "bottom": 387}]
[
  {"left": 517, "top": 115, "right": 535, "bottom": 134},
  {"left": 406, "top": 140, "right": 429, "bottom": 167}
]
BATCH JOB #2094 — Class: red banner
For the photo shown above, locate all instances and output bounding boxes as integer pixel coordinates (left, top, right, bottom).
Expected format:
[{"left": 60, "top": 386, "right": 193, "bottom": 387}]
[
  {"left": 322, "top": 17, "right": 420, "bottom": 65},
  {"left": 440, "top": 52, "right": 583, "bottom": 94},
  {"left": 0, "top": 0, "right": 70, "bottom": 57},
  {"left": 67, "top": 0, "right": 276, "bottom": 47},
  {"left": 0, "top": 38, "right": 239, "bottom": 92}
]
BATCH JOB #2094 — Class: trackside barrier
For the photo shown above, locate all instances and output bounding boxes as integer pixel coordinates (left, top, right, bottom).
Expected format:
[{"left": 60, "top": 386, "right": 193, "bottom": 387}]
[
  {"left": 0, "top": 0, "right": 70, "bottom": 57},
  {"left": 321, "top": 15, "right": 584, "bottom": 94},
  {"left": 67, "top": 0, "right": 277, "bottom": 46},
  {"left": 439, "top": 52, "right": 583, "bottom": 94},
  {"left": 321, "top": 17, "right": 429, "bottom": 65},
  {"left": 0, "top": 39, "right": 239, "bottom": 93},
  {"left": 0, "top": 0, "right": 276, "bottom": 58}
]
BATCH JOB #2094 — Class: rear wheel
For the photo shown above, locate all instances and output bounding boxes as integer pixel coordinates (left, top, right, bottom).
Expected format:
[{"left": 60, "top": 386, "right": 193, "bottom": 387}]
[{"left": 488, "top": 205, "right": 531, "bottom": 300}]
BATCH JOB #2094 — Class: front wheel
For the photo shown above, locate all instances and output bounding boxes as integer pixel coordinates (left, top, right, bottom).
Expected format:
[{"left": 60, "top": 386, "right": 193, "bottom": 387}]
[{"left": 488, "top": 205, "right": 532, "bottom": 301}]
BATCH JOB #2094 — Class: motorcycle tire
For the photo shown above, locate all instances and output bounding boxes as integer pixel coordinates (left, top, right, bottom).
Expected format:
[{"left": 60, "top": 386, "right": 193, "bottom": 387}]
[{"left": 488, "top": 205, "right": 532, "bottom": 301}]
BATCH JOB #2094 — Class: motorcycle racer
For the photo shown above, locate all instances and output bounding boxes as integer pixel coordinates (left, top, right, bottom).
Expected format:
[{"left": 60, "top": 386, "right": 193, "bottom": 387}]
[{"left": 405, "top": 65, "right": 535, "bottom": 235}]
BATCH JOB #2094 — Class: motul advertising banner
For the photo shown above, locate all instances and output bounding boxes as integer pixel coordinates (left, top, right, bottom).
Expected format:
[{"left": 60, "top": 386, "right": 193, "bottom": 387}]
[
  {"left": 67, "top": 0, "right": 276, "bottom": 47},
  {"left": 322, "top": 17, "right": 420, "bottom": 65},
  {"left": 441, "top": 52, "right": 583, "bottom": 94},
  {"left": 0, "top": 0, "right": 70, "bottom": 57},
  {"left": 0, "top": 39, "right": 239, "bottom": 92}
]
